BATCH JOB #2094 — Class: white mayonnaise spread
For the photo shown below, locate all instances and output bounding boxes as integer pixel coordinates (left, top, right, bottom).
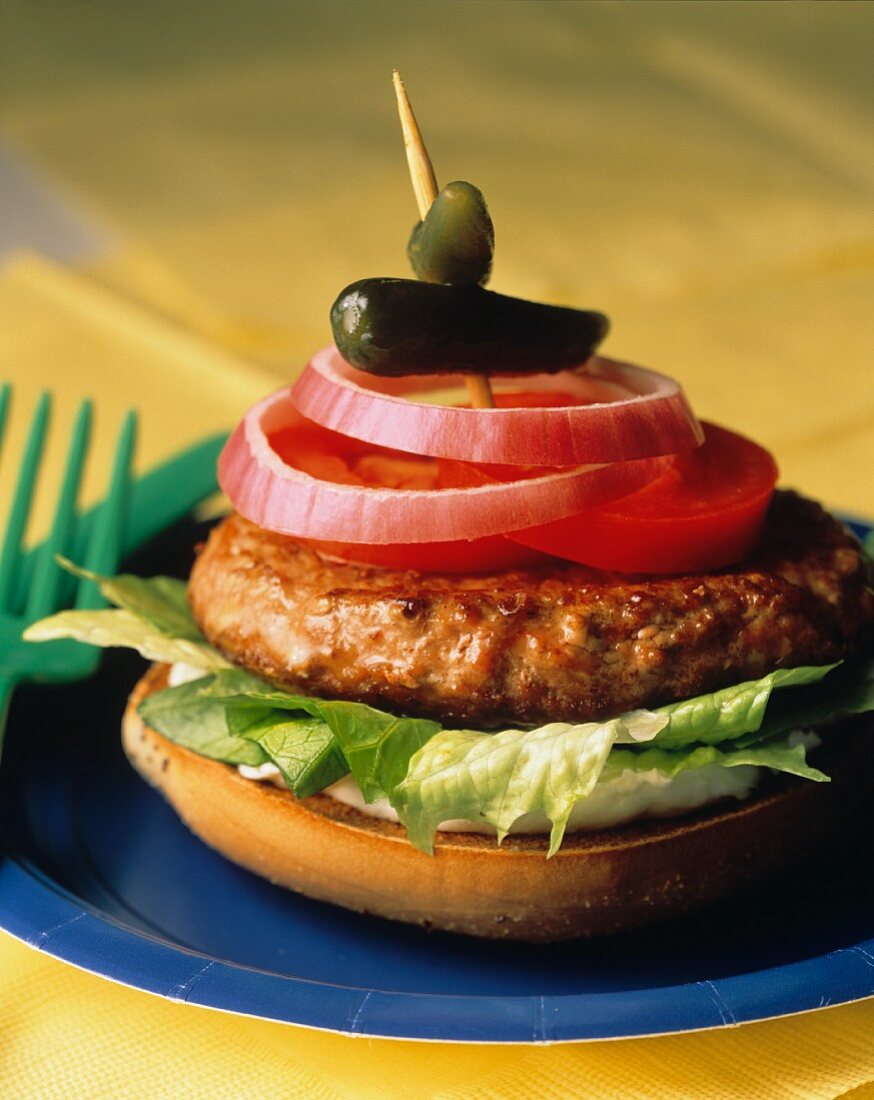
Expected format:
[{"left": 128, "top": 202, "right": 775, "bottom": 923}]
[
  {"left": 234, "top": 760, "right": 762, "bottom": 833},
  {"left": 319, "top": 766, "right": 762, "bottom": 834},
  {"left": 167, "top": 664, "right": 819, "bottom": 837},
  {"left": 168, "top": 662, "right": 209, "bottom": 687}
]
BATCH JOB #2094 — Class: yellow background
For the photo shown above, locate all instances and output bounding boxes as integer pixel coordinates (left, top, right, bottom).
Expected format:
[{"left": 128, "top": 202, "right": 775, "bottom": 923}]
[{"left": 1, "top": 2, "right": 873, "bottom": 1096}]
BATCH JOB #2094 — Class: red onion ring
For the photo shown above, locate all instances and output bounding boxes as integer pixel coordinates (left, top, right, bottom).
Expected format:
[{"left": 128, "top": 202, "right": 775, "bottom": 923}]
[
  {"left": 291, "top": 346, "right": 703, "bottom": 465},
  {"left": 218, "top": 393, "right": 671, "bottom": 544}
]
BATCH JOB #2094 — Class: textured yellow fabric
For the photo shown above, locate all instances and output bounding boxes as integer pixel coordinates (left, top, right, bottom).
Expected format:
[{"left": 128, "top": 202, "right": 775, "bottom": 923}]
[
  {"left": 1, "top": 2, "right": 873, "bottom": 1096},
  {"left": 0, "top": 253, "right": 277, "bottom": 538}
]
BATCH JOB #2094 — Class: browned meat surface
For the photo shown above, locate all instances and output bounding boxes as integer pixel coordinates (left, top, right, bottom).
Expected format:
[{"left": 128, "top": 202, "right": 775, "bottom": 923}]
[{"left": 188, "top": 491, "right": 873, "bottom": 727}]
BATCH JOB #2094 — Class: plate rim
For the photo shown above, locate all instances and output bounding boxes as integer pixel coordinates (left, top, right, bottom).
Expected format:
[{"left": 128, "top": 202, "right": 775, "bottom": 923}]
[{"left": 2, "top": 848, "right": 873, "bottom": 1043}]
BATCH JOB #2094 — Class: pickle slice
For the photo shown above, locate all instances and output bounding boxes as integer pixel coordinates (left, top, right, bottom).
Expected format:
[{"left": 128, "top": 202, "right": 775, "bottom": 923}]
[
  {"left": 331, "top": 278, "right": 609, "bottom": 377},
  {"left": 407, "top": 180, "right": 494, "bottom": 286}
]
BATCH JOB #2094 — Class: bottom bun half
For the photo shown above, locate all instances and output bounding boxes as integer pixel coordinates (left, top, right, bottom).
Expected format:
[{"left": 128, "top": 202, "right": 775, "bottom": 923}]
[{"left": 123, "top": 664, "right": 872, "bottom": 942}]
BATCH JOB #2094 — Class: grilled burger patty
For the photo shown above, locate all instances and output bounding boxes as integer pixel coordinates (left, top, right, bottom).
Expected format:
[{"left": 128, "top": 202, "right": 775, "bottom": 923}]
[{"left": 189, "top": 490, "right": 872, "bottom": 726}]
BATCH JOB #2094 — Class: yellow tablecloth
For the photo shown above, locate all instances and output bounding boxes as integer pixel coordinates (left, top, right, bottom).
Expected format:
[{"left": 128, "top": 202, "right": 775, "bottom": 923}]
[{"left": 1, "top": 2, "right": 873, "bottom": 1096}]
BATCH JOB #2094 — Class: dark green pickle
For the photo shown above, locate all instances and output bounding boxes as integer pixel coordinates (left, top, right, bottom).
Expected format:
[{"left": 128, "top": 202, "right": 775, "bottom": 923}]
[
  {"left": 407, "top": 181, "right": 494, "bottom": 286},
  {"left": 331, "top": 278, "right": 609, "bottom": 377}
]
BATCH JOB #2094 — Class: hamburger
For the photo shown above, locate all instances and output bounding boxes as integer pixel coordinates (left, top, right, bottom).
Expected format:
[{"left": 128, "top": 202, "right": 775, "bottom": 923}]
[
  {"left": 27, "top": 381, "right": 874, "bottom": 942},
  {"left": 25, "top": 83, "right": 874, "bottom": 942}
]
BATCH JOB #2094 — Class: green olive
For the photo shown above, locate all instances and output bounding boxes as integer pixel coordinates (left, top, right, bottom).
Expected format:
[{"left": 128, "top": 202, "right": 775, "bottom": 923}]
[
  {"left": 330, "top": 278, "right": 609, "bottom": 377},
  {"left": 407, "top": 181, "right": 494, "bottom": 286}
]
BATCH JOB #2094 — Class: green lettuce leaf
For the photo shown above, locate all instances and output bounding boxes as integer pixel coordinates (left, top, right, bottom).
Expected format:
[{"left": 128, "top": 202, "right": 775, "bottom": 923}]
[
  {"left": 138, "top": 678, "right": 267, "bottom": 766},
  {"left": 394, "top": 718, "right": 829, "bottom": 857},
  {"left": 606, "top": 735, "right": 829, "bottom": 783},
  {"left": 646, "top": 665, "right": 836, "bottom": 749},
  {"left": 317, "top": 701, "right": 440, "bottom": 802},
  {"left": 237, "top": 713, "right": 348, "bottom": 797},
  {"left": 56, "top": 558, "right": 203, "bottom": 639},
  {"left": 394, "top": 711, "right": 664, "bottom": 857},
  {"left": 755, "top": 655, "right": 874, "bottom": 738},
  {"left": 24, "top": 609, "right": 230, "bottom": 669},
  {"left": 138, "top": 677, "right": 347, "bottom": 795},
  {"left": 199, "top": 669, "right": 440, "bottom": 801},
  {"left": 198, "top": 668, "right": 328, "bottom": 715}
]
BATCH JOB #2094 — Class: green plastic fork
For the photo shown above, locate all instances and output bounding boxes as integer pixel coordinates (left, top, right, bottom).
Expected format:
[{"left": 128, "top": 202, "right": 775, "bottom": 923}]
[{"left": 0, "top": 383, "right": 136, "bottom": 744}]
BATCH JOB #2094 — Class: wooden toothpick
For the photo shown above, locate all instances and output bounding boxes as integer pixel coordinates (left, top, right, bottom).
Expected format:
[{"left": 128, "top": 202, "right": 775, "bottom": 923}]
[
  {"left": 392, "top": 71, "right": 495, "bottom": 410},
  {"left": 393, "top": 70, "right": 439, "bottom": 220}
]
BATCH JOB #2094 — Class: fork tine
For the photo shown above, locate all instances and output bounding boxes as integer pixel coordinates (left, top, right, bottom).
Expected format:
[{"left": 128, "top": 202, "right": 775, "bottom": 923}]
[
  {"left": 0, "top": 384, "right": 10, "bottom": 453},
  {"left": 75, "top": 409, "right": 137, "bottom": 611},
  {"left": 24, "top": 400, "right": 93, "bottom": 621},
  {"left": 0, "top": 392, "right": 51, "bottom": 613}
]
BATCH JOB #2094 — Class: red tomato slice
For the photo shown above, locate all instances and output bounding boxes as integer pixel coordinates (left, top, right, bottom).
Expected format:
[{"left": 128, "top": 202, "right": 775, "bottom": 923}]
[
  {"left": 508, "top": 422, "right": 778, "bottom": 573},
  {"left": 298, "top": 535, "right": 552, "bottom": 573}
]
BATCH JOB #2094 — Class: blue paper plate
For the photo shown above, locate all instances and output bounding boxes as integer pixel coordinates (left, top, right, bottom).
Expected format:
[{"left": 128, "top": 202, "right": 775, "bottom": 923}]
[{"left": 1, "top": 516, "right": 872, "bottom": 1044}]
